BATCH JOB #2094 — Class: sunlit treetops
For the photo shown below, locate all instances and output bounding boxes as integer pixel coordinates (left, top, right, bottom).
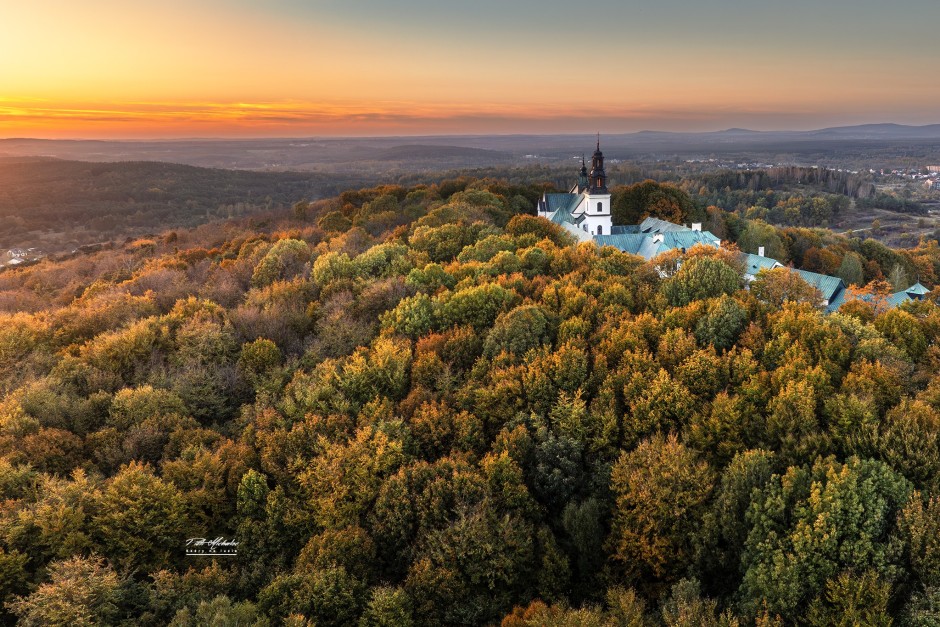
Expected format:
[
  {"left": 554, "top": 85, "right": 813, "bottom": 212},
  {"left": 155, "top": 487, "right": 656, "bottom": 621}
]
[{"left": 0, "top": 177, "right": 939, "bottom": 624}]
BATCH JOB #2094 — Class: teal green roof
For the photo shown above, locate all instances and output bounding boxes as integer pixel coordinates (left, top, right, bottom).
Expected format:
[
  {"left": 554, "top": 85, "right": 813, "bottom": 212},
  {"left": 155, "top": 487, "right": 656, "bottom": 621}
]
[
  {"left": 610, "top": 224, "right": 641, "bottom": 234},
  {"left": 549, "top": 206, "right": 574, "bottom": 225},
  {"left": 678, "top": 231, "right": 718, "bottom": 244},
  {"left": 905, "top": 282, "right": 930, "bottom": 296},
  {"left": 655, "top": 230, "right": 719, "bottom": 250},
  {"left": 826, "top": 289, "right": 846, "bottom": 313},
  {"left": 595, "top": 230, "right": 720, "bottom": 260},
  {"left": 795, "top": 269, "right": 845, "bottom": 303},
  {"left": 543, "top": 193, "right": 582, "bottom": 226},
  {"left": 544, "top": 193, "right": 578, "bottom": 213},
  {"left": 639, "top": 217, "right": 691, "bottom": 234},
  {"left": 594, "top": 234, "right": 647, "bottom": 255},
  {"left": 743, "top": 253, "right": 782, "bottom": 276},
  {"left": 638, "top": 231, "right": 720, "bottom": 260},
  {"left": 829, "top": 289, "right": 913, "bottom": 313},
  {"left": 888, "top": 291, "right": 913, "bottom": 307}
]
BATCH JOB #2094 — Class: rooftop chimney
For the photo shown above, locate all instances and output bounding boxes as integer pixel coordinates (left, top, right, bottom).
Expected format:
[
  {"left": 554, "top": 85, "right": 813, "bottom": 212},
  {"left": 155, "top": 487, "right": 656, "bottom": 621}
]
[
  {"left": 758, "top": 246, "right": 765, "bottom": 257},
  {"left": 691, "top": 223, "right": 702, "bottom": 231}
]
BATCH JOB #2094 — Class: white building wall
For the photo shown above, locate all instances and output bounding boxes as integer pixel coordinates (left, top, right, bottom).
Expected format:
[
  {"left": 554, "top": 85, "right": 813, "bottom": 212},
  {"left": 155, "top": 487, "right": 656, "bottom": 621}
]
[{"left": 579, "top": 192, "right": 611, "bottom": 235}]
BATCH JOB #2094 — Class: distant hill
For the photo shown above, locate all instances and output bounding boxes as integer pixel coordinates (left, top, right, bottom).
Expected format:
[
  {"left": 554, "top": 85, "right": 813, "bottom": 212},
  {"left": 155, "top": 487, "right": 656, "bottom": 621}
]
[
  {"left": 0, "top": 158, "right": 374, "bottom": 251},
  {"left": 626, "top": 123, "right": 940, "bottom": 141},
  {"left": 807, "top": 123, "right": 940, "bottom": 139}
]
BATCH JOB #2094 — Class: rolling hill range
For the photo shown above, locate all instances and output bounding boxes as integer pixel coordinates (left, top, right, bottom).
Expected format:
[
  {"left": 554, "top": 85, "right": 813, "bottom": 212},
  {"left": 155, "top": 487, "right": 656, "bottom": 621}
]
[{"left": 3, "top": 123, "right": 940, "bottom": 170}]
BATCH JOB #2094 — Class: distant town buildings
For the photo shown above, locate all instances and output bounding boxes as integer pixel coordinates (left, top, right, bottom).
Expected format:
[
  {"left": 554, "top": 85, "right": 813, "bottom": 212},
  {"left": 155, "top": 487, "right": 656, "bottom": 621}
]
[{"left": 0, "top": 248, "right": 43, "bottom": 269}]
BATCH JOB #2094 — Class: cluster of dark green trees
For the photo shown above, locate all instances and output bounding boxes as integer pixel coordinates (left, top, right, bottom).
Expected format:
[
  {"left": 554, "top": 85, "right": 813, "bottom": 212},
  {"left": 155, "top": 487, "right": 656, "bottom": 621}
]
[
  {"left": 1, "top": 177, "right": 940, "bottom": 625},
  {"left": 691, "top": 167, "right": 876, "bottom": 200}
]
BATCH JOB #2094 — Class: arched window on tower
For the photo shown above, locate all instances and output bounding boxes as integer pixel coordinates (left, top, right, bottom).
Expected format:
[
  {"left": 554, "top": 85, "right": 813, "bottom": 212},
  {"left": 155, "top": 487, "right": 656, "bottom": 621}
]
[
  {"left": 597, "top": 202, "right": 602, "bottom": 213},
  {"left": 597, "top": 224, "right": 603, "bottom": 235}
]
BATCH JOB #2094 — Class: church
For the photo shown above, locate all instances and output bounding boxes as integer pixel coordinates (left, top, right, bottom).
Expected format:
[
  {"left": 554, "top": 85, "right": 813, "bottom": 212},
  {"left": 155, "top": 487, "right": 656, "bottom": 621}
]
[
  {"left": 535, "top": 138, "right": 721, "bottom": 261},
  {"left": 536, "top": 137, "right": 612, "bottom": 236}
]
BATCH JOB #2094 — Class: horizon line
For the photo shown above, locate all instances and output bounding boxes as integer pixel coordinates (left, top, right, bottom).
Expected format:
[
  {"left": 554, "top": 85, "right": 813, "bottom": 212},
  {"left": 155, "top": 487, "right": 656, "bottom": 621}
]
[{"left": 3, "top": 120, "right": 940, "bottom": 143}]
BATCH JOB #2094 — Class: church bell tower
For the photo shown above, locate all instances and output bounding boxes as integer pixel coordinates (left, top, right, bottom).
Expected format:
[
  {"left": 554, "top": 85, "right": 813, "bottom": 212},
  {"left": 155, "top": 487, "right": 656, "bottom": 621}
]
[
  {"left": 589, "top": 135, "right": 607, "bottom": 193},
  {"left": 581, "top": 134, "right": 611, "bottom": 235}
]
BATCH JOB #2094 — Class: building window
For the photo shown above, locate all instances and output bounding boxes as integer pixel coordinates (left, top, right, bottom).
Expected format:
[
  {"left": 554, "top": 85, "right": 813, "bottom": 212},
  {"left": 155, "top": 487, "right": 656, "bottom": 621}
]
[
  {"left": 597, "top": 224, "right": 603, "bottom": 235},
  {"left": 597, "top": 202, "right": 602, "bottom": 213}
]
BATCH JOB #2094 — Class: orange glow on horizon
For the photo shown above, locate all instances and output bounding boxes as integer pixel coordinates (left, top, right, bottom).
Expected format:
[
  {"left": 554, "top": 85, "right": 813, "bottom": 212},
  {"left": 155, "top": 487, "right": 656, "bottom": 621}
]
[
  {"left": 0, "top": 99, "right": 756, "bottom": 138},
  {"left": 3, "top": 97, "right": 930, "bottom": 139}
]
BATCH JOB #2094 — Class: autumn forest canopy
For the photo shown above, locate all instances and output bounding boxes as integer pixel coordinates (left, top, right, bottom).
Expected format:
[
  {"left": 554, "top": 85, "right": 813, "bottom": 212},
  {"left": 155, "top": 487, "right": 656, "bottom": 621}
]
[{"left": 3, "top": 175, "right": 940, "bottom": 625}]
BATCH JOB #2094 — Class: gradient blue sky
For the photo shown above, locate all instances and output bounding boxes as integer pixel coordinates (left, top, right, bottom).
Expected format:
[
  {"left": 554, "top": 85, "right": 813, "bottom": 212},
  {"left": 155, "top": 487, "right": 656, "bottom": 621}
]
[{"left": 1, "top": 0, "right": 938, "bottom": 137}]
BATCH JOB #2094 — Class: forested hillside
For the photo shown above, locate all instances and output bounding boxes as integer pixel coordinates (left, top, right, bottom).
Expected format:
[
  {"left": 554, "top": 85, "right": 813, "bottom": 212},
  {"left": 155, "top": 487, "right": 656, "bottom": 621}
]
[
  {"left": 0, "top": 158, "right": 373, "bottom": 252},
  {"left": 1, "top": 178, "right": 940, "bottom": 625}
]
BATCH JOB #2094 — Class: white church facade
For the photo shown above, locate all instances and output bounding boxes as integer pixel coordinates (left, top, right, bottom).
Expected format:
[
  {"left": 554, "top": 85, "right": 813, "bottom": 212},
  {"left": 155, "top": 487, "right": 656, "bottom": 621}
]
[{"left": 536, "top": 138, "right": 612, "bottom": 236}]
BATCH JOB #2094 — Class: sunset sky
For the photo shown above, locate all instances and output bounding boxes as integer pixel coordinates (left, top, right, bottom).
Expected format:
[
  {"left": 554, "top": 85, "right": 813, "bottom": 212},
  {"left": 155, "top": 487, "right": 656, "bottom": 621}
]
[{"left": 2, "top": 0, "right": 938, "bottom": 138}]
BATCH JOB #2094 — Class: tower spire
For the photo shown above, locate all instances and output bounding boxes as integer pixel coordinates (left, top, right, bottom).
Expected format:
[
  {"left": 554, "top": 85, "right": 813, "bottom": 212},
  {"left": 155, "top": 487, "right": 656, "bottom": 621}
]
[
  {"left": 589, "top": 134, "right": 607, "bottom": 193},
  {"left": 577, "top": 154, "right": 589, "bottom": 193}
]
